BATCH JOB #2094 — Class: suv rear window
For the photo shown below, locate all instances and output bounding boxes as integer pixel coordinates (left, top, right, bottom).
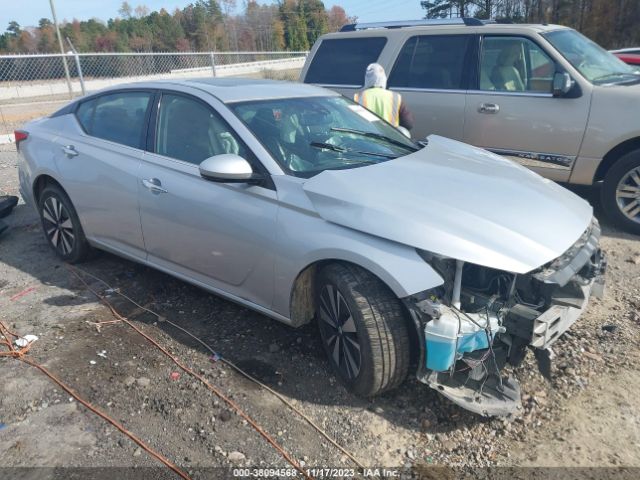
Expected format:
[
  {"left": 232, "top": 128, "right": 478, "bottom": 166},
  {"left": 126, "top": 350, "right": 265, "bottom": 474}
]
[
  {"left": 388, "top": 35, "right": 472, "bottom": 90},
  {"left": 305, "top": 37, "right": 387, "bottom": 86}
]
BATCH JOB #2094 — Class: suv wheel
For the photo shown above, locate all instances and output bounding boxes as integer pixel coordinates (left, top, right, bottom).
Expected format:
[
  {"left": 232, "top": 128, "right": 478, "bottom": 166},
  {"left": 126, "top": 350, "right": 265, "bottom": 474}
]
[
  {"left": 316, "top": 263, "right": 410, "bottom": 397},
  {"left": 602, "top": 150, "right": 640, "bottom": 235},
  {"left": 38, "top": 185, "right": 91, "bottom": 263}
]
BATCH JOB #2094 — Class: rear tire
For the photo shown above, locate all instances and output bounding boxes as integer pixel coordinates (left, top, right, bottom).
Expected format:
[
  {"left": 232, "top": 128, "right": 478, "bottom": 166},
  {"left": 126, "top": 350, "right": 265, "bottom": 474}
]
[
  {"left": 602, "top": 150, "right": 640, "bottom": 235},
  {"left": 316, "top": 263, "right": 410, "bottom": 397},
  {"left": 38, "top": 185, "right": 91, "bottom": 263}
]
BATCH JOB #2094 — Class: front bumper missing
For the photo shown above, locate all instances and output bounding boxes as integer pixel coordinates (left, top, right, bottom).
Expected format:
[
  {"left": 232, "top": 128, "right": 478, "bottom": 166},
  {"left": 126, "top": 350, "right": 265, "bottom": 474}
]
[
  {"left": 406, "top": 223, "right": 607, "bottom": 418},
  {"left": 423, "top": 371, "right": 521, "bottom": 417},
  {"left": 520, "top": 247, "right": 607, "bottom": 351},
  {"left": 406, "top": 304, "right": 523, "bottom": 417}
]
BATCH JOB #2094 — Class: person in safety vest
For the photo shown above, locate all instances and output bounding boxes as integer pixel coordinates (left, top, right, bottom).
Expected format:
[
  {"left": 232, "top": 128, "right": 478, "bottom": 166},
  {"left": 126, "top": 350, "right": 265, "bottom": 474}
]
[{"left": 353, "top": 63, "right": 414, "bottom": 131}]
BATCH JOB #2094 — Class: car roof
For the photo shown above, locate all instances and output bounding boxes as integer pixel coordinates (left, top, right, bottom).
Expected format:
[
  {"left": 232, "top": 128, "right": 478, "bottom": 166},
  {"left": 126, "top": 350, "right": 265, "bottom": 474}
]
[
  {"left": 318, "top": 22, "right": 569, "bottom": 39},
  {"left": 111, "top": 78, "right": 336, "bottom": 103}
]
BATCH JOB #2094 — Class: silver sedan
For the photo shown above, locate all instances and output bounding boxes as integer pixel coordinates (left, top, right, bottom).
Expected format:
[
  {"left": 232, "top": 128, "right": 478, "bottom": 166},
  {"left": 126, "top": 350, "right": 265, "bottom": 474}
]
[{"left": 16, "top": 79, "right": 606, "bottom": 416}]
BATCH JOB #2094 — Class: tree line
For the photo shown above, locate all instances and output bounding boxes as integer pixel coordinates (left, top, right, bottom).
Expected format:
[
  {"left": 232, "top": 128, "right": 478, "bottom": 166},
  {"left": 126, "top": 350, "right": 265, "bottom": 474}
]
[
  {"left": 0, "top": 0, "right": 354, "bottom": 54},
  {"left": 421, "top": 0, "right": 640, "bottom": 48}
]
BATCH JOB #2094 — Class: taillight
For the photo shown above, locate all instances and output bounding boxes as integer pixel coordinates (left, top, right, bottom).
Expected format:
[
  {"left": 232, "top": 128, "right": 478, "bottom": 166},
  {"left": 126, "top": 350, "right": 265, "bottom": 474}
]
[{"left": 14, "top": 130, "right": 28, "bottom": 149}]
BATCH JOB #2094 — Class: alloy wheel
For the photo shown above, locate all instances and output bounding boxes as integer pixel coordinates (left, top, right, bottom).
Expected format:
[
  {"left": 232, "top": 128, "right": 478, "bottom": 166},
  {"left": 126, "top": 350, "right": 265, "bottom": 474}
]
[
  {"left": 318, "top": 284, "right": 362, "bottom": 380},
  {"left": 615, "top": 166, "right": 640, "bottom": 224},
  {"left": 42, "top": 196, "right": 75, "bottom": 255}
]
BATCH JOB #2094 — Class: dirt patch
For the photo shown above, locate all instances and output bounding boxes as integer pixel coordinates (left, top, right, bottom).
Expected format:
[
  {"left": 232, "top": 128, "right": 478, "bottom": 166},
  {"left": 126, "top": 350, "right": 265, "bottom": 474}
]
[{"left": 509, "top": 367, "right": 640, "bottom": 467}]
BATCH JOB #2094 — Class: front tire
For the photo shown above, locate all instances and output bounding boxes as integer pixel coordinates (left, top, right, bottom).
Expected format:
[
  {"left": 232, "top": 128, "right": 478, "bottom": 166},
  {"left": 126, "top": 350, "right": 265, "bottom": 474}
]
[
  {"left": 316, "top": 263, "right": 410, "bottom": 397},
  {"left": 602, "top": 150, "right": 640, "bottom": 235},
  {"left": 38, "top": 185, "right": 91, "bottom": 263}
]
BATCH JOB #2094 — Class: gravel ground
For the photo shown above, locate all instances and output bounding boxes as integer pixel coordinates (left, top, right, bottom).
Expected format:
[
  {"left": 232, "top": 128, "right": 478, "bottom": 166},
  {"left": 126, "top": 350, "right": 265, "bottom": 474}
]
[{"left": 1, "top": 103, "right": 640, "bottom": 479}]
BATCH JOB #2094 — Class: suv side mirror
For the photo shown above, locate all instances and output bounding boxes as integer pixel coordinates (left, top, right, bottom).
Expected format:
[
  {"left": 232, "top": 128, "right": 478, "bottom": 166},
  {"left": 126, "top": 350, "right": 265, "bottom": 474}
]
[
  {"left": 199, "top": 154, "right": 263, "bottom": 183},
  {"left": 553, "top": 71, "right": 573, "bottom": 97}
]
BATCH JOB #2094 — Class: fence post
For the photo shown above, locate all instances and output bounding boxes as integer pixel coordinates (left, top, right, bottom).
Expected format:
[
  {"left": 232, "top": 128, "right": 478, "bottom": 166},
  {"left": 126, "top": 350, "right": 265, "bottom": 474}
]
[
  {"left": 73, "top": 53, "right": 86, "bottom": 96},
  {"left": 210, "top": 52, "right": 217, "bottom": 78},
  {"left": 49, "top": 0, "right": 73, "bottom": 98},
  {"left": 66, "top": 37, "right": 86, "bottom": 96}
]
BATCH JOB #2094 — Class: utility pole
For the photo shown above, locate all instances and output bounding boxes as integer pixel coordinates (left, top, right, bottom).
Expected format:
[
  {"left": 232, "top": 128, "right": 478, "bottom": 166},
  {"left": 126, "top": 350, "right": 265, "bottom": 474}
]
[{"left": 49, "top": 0, "right": 73, "bottom": 98}]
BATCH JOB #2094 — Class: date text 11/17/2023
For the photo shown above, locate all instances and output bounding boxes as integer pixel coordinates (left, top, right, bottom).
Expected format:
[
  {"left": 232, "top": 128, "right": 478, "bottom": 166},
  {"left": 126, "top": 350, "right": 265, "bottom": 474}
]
[{"left": 232, "top": 468, "right": 402, "bottom": 478}]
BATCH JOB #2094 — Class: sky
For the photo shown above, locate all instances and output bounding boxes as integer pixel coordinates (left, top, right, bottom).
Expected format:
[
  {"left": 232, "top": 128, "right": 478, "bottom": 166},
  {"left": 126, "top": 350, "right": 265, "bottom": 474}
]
[{"left": 3, "top": 0, "right": 426, "bottom": 29}]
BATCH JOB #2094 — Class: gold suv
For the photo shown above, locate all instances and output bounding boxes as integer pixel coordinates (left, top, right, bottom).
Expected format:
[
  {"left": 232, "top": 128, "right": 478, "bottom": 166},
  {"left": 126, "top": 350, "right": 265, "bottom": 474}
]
[{"left": 301, "top": 19, "right": 640, "bottom": 234}]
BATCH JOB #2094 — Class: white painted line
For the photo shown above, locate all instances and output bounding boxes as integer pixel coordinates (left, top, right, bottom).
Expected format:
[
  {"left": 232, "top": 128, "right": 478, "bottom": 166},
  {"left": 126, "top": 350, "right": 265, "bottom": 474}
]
[
  {"left": 0, "top": 133, "right": 15, "bottom": 145},
  {"left": 3, "top": 99, "right": 69, "bottom": 108}
]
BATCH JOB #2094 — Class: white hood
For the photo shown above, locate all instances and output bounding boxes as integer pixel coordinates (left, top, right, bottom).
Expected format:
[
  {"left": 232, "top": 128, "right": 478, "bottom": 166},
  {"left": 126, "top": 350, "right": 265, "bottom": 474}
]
[{"left": 303, "top": 136, "right": 593, "bottom": 274}]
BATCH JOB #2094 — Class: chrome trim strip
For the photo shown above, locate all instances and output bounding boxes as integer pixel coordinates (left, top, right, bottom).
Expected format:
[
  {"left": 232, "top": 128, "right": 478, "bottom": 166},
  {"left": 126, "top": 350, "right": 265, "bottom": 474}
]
[
  {"left": 488, "top": 148, "right": 575, "bottom": 169},
  {"left": 315, "top": 83, "right": 361, "bottom": 89},
  {"left": 390, "top": 87, "right": 467, "bottom": 94},
  {"left": 468, "top": 90, "right": 553, "bottom": 98},
  {"left": 317, "top": 85, "right": 553, "bottom": 97}
]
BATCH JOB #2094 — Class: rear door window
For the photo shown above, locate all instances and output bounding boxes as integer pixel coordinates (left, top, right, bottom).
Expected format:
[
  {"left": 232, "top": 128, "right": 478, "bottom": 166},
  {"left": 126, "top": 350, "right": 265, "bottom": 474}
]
[
  {"left": 388, "top": 35, "right": 472, "bottom": 90},
  {"left": 305, "top": 37, "right": 387, "bottom": 86},
  {"left": 76, "top": 91, "right": 152, "bottom": 148}
]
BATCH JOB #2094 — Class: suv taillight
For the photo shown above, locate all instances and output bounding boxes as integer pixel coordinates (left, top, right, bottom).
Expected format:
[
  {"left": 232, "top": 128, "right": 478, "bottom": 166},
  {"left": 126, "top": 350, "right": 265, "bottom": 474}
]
[{"left": 14, "top": 130, "right": 28, "bottom": 149}]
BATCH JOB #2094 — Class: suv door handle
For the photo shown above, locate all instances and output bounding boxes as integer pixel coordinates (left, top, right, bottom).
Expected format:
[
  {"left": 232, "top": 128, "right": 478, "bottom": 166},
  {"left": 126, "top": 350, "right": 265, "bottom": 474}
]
[
  {"left": 61, "top": 145, "right": 79, "bottom": 157},
  {"left": 142, "top": 178, "right": 168, "bottom": 194},
  {"left": 478, "top": 103, "right": 500, "bottom": 114}
]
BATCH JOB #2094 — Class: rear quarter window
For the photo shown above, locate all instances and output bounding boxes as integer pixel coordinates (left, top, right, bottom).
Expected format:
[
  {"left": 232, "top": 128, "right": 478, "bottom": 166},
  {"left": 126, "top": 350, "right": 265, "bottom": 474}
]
[
  {"left": 75, "top": 91, "right": 152, "bottom": 149},
  {"left": 305, "top": 37, "right": 387, "bottom": 86}
]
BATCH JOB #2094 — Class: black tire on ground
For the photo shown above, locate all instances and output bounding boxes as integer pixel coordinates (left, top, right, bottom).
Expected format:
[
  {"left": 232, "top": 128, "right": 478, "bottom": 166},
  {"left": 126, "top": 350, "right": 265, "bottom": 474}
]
[
  {"left": 316, "top": 263, "right": 410, "bottom": 397},
  {"left": 601, "top": 150, "right": 640, "bottom": 235},
  {"left": 38, "top": 184, "right": 91, "bottom": 263}
]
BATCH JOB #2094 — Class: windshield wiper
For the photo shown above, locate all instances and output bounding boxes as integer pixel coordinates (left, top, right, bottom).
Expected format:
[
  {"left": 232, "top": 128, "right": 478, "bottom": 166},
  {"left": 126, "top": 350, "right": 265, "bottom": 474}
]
[
  {"left": 310, "top": 141, "right": 398, "bottom": 159},
  {"left": 330, "top": 127, "right": 419, "bottom": 152},
  {"left": 592, "top": 72, "right": 639, "bottom": 83}
]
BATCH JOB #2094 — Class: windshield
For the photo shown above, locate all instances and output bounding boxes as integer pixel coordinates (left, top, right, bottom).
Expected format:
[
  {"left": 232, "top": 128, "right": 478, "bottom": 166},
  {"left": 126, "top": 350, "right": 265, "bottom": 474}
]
[
  {"left": 543, "top": 29, "right": 639, "bottom": 85},
  {"left": 229, "top": 96, "right": 419, "bottom": 178}
]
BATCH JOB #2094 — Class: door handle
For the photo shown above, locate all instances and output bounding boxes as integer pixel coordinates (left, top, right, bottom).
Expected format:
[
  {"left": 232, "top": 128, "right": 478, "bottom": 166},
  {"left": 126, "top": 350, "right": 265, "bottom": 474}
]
[
  {"left": 142, "top": 178, "right": 168, "bottom": 194},
  {"left": 61, "top": 145, "right": 79, "bottom": 157},
  {"left": 478, "top": 103, "right": 500, "bottom": 114}
]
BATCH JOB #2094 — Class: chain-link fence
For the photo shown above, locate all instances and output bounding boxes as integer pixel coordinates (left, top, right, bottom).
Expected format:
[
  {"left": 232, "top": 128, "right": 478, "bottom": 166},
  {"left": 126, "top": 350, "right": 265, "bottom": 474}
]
[{"left": 0, "top": 51, "right": 308, "bottom": 104}]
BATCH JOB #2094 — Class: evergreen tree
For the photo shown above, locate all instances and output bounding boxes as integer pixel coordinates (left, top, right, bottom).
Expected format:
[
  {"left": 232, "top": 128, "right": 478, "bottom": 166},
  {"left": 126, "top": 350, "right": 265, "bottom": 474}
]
[
  {"left": 302, "top": 0, "right": 329, "bottom": 47},
  {"left": 7, "top": 21, "right": 21, "bottom": 38},
  {"left": 421, "top": 0, "right": 474, "bottom": 18}
]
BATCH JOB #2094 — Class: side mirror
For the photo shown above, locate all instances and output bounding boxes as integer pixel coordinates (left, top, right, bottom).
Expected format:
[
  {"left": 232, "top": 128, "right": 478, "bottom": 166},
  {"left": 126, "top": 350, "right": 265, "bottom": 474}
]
[
  {"left": 199, "top": 154, "right": 262, "bottom": 183},
  {"left": 553, "top": 71, "right": 573, "bottom": 97}
]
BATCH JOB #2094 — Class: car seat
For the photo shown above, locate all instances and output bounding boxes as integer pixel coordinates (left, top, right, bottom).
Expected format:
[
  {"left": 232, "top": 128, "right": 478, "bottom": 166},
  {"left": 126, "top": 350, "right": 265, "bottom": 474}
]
[{"left": 491, "top": 46, "right": 525, "bottom": 91}]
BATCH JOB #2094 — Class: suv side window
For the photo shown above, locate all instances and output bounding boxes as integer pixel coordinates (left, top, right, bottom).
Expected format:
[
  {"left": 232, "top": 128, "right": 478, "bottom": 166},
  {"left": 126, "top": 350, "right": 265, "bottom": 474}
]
[
  {"left": 155, "top": 93, "right": 255, "bottom": 166},
  {"left": 480, "top": 36, "right": 554, "bottom": 93},
  {"left": 76, "top": 91, "right": 152, "bottom": 148},
  {"left": 305, "top": 37, "right": 387, "bottom": 86},
  {"left": 388, "top": 35, "right": 472, "bottom": 90}
]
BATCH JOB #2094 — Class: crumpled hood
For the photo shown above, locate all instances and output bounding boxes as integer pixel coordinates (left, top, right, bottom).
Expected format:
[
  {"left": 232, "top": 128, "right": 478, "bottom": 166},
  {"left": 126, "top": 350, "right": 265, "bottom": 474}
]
[{"left": 303, "top": 135, "right": 593, "bottom": 273}]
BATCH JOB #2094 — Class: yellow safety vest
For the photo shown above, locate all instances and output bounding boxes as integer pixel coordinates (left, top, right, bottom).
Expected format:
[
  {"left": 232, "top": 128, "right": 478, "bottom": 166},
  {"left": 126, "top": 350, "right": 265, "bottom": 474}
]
[{"left": 353, "top": 87, "right": 402, "bottom": 126}]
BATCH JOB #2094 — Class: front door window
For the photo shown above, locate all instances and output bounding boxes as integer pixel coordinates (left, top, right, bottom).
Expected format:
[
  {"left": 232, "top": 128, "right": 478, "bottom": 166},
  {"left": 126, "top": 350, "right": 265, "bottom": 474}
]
[
  {"left": 480, "top": 36, "right": 554, "bottom": 93},
  {"left": 155, "top": 93, "right": 253, "bottom": 165}
]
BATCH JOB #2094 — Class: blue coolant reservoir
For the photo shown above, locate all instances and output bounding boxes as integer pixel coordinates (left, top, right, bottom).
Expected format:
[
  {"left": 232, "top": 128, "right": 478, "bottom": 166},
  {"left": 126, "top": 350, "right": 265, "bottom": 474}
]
[
  {"left": 424, "top": 312, "right": 459, "bottom": 372},
  {"left": 425, "top": 310, "right": 497, "bottom": 372}
]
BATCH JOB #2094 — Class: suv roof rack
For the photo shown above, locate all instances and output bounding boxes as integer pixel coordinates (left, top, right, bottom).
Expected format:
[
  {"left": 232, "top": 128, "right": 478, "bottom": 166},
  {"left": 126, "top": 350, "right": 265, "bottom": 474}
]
[{"left": 340, "top": 17, "right": 485, "bottom": 32}]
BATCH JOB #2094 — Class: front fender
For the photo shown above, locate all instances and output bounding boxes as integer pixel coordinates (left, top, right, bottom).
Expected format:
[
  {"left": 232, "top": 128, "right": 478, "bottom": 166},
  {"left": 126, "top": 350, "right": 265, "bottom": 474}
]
[{"left": 272, "top": 212, "right": 444, "bottom": 319}]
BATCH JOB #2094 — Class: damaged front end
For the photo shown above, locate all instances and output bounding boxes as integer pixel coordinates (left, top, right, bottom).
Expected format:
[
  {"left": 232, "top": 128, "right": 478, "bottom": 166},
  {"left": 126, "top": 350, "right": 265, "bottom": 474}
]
[{"left": 404, "top": 218, "right": 606, "bottom": 417}]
